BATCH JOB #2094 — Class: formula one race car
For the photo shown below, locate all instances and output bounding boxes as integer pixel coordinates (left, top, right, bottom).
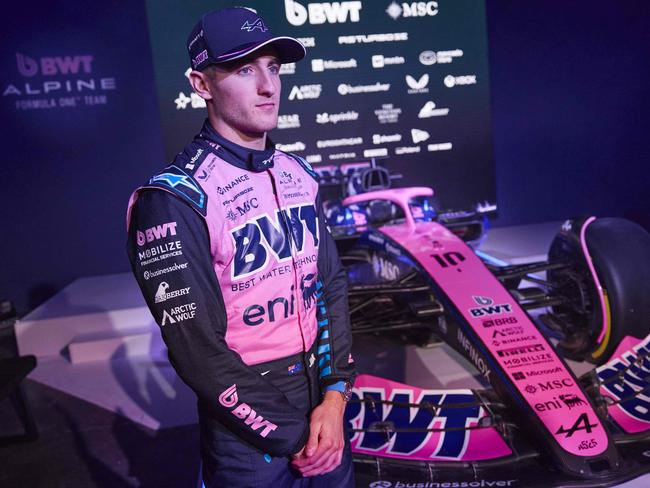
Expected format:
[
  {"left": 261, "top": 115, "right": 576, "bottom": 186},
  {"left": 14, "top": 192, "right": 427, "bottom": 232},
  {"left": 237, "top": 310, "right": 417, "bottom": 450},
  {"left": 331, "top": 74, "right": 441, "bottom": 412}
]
[{"left": 314, "top": 161, "right": 650, "bottom": 487}]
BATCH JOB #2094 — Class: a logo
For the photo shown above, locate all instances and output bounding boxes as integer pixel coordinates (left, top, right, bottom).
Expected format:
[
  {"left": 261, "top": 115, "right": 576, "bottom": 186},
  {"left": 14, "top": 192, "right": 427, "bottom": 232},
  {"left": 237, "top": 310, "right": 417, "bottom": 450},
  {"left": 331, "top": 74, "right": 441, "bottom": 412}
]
[
  {"left": 138, "top": 241, "right": 183, "bottom": 267},
  {"left": 513, "top": 372, "right": 526, "bottom": 381},
  {"left": 559, "top": 394, "right": 586, "bottom": 410},
  {"left": 5, "top": 53, "right": 117, "bottom": 110},
  {"left": 225, "top": 198, "right": 260, "bottom": 223},
  {"left": 369, "top": 482, "right": 392, "bottom": 488},
  {"left": 154, "top": 282, "right": 191, "bottom": 303},
  {"left": 243, "top": 287, "right": 301, "bottom": 326},
  {"left": 216, "top": 174, "right": 250, "bottom": 196},
  {"left": 457, "top": 329, "right": 491, "bottom": 380},
  {"left": 364, "top": 148, "right": 388, "bottom": 158},
  {"left": 161, "top": 302, "right": 196, "bottom": 326},
  {"left": 241, "top": 18, "right": 268, "bottom": 32},
  {"left": 306, "top": 154, "right": 322, "bottom": 163},
  {"left": 373, "top": 133, "right": 402, "bottom": 144},
  {"left": 279, "top": 63, "right": 296, "bottom": 75},
  {"left": 492, "top": 326, "right": 524, "bottom": 338},
  {"left": 218, "top": 384, "right": 278, "bottom": 437},
  {"left": 482, "top": 316, "right": 518, "bottom": 328},
  {"left": 411, "top": 128, "right": 430, "bottom": 144},
  {"left": 329, "top": 152, "right": 356, "bottom": 160},
  {"left": 174, "top": 91, "right": 206, "bottom": 110},
  {"left": 317, "top": 137, "right": 363, "bottom": 148},
  {"left": 536, "top": 378, "right": 575, "bottom": 392},
  {"left": 300, "top": 273, "right": 318, "bottom": 308},
  {"left": 339, "top": 32, "right": 408, "bottom": 44},
  {"left": 469, "top": 303, "right": 513, "bottom": 318},
  {"left": 444, "top": 74, "right": 477, "bottom": 88},
  {"left": 371, "top": 54, "right": 405, "bottom": 68},
  {"left": 136, "top": 222, "right": 178, "bottom": 247},
  {"left": 338, "top": 82, "right": 390, "bottom": 95},
  {"left": 395, "top": 146, "right": 420, "bottom": 155},
  {"left": 497, "top": 343, "right": 545, "bottom": 358},
  {"left": 311, "top": 58, "right": 357, "bottom": 72},
  {"left": 184, "top": 148, "right": 204, "bottom": 171},
  {"left": 288, "top": 84, "right": 322, "bottom": 100},
  {"left": 277, "top": 114, "right": 300, "bottom": 129},
  {"left": 276, "top": 141, "right": 306, "bottom": 152},
  {"left": 473, "top": 296, "right": 493, "bottom": 306},
  {"left": 372, "top": 254, "right": 401, "bottom": 281},
  {"left": 316, "top": 111, "right": 359, "bottom": 124},
  {"left": 285, "top": 0, "right": 362, "bottom": 26},
  {"left": 192, "top": 50, "right": 208, "bottom": 68},
  {"left": 386, "top": 1, "right": 439, "bottom": 20},
  {"left": 418, "top": 101, "right": 449, "bottom": 118},
  {"left": 143, "top": 262, "right": 188, "bottom": 281},
  {"left": 374, "top": 103, "right": 402, "bottom": 124},
  {"left": 419, "top": 50, "right": 437, "bottom": 65},
  {"left": 231, "top": 203, "right": 319, "bottom": 279},
  {"left": 420, "top": 49, "right": 463, "bottom": 65},
  {"left": 150, "top": 167, "right": 206, "bottom": 209},
  {"left": 525, "top": 384, "right": 537, "bottom": 394},
  {"left": 406, "top": 74, "right": 429, "bottom": 94},
  {"left": 428, "top": 142, "right": 453, "bottom": 152},
  {"left": 556, "top": 413, "right": 598, "bottom": 438}
]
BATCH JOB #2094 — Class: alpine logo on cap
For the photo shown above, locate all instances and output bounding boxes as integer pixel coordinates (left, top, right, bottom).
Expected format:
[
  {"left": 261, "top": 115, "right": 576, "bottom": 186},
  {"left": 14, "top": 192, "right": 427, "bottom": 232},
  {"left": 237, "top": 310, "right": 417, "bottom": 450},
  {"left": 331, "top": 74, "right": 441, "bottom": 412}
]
[{"left": 241, "top": 18, "right": 268, "bottom": 32}]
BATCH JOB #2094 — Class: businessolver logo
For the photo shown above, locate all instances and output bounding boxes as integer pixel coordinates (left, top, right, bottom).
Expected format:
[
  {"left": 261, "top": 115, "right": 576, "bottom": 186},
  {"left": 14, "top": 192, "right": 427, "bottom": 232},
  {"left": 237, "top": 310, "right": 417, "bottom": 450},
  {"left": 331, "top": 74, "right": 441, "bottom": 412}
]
[{"left": 285, "top": 0, "right": 362, "bottom": 26}]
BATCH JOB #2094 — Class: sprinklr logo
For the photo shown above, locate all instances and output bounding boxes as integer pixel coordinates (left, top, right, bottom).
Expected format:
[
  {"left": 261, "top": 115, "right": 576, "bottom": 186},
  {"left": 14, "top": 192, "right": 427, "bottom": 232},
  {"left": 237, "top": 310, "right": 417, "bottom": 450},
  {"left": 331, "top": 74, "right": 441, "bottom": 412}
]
[{"left": 4, "top": 53, "right": 117, "bottom": 110}]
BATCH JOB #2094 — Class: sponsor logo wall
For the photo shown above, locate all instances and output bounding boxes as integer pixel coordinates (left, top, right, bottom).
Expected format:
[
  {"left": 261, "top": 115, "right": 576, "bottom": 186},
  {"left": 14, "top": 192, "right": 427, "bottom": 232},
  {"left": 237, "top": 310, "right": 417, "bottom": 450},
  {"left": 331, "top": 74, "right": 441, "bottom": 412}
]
[{"left": 147, "top": 0, "right": 495, "bottom": 211}]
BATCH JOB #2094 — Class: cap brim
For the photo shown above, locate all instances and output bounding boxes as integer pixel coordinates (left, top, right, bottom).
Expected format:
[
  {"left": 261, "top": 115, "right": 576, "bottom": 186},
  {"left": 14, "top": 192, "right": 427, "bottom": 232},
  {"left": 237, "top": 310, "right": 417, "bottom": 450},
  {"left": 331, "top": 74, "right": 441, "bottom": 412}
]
[{"left": 214, "top": 36, "right": 306, "bottom": 64}]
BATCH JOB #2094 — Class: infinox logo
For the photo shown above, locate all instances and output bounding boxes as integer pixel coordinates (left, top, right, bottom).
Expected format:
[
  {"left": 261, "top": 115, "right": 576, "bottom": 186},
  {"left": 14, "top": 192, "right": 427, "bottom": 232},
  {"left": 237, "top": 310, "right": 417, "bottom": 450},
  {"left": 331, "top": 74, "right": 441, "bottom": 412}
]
[
  {"left": 136, "top": 222, "right": 178, "bottom": 246},
  {"left": 231, "top": 203, "right": 319, "bottom": 279},
  {"left": 218, "top": 384, "right": 278, "bottom": 437},
  {"left": 285, "top": 0, "right": 362, "bottom": 26}
]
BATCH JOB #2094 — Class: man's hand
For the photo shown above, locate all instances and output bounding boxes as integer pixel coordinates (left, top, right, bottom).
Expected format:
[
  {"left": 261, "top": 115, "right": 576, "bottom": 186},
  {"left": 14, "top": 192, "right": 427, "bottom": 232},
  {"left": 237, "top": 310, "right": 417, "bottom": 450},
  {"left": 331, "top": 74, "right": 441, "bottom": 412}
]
[{"left": 291, "top": 390, "right": 346, "bottom": 477}]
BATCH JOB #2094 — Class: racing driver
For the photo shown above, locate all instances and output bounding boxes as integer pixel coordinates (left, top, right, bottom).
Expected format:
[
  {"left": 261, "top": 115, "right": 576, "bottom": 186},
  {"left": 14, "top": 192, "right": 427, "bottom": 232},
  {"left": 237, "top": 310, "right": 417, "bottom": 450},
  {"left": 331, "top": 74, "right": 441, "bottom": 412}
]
[{"left": 125, "top": 6, "right": 355, "bottom": 487}]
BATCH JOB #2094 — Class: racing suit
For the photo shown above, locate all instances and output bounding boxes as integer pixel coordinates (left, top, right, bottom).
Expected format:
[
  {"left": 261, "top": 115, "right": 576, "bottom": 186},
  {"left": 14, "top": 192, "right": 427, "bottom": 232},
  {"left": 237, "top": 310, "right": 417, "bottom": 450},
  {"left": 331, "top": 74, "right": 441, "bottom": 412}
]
[{"left": 126, "top": 120, "right": 356, "bottom": 487}]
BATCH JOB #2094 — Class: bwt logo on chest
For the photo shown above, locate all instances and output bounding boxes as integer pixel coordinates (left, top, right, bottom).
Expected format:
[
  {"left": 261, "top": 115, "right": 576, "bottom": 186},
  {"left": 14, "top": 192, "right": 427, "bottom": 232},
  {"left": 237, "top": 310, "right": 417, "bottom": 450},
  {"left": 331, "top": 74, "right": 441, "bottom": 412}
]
[{"left": 231, "top": 204, "right": 319, "bottom": 279}]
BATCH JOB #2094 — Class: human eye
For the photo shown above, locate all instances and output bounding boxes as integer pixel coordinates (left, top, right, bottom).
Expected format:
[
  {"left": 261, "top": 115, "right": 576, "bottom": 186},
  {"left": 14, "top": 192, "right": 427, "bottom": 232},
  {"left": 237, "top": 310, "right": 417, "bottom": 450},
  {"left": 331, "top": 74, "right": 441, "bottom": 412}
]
[
  {"left": 269, "top": 62, "right": 281, "bottom": 75},
  {"left": 238, "top": 65, "right": 254, "bottom": 75}
]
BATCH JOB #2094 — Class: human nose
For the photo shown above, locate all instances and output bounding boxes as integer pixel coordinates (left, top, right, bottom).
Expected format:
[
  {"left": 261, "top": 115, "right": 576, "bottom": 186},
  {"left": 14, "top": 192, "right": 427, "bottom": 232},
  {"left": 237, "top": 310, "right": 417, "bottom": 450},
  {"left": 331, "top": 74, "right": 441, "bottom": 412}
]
[{"left": 257, "top": 70, "right": 276, "bottom": 97}]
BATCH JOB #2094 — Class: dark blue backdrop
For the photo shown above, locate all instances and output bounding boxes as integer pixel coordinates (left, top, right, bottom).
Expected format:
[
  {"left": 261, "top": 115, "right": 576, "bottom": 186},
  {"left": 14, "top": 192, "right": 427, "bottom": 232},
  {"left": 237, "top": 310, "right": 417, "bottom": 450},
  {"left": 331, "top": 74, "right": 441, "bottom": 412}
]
[{"left": 1, "top": 0, "right": 649, "bottom": 315}]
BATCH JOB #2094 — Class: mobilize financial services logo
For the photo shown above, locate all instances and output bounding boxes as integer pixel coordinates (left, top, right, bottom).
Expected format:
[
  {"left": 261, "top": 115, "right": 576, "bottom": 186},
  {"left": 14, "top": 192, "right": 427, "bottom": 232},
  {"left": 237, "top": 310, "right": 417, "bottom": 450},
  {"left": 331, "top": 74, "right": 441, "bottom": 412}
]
[
  {"left": 4, "top": 52, "right": 117, "bottom": 110},
  {"left": 285, "top": 0, "right": 362, "bottom": 26}
]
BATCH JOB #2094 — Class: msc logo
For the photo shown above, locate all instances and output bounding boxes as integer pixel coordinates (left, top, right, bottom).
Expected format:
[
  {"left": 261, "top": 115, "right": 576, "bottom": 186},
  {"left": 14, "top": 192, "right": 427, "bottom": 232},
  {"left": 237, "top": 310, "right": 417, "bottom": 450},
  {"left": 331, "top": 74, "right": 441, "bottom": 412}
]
[
  {"left": 219, "top": 384, "right": 278, "bottom": 437},
  {"left": 386, "top": 1, "right": 439, "bottom": 20},
  {"left": 285, "top": 0, "right": 362, "bottom": 26},
  {"left": 231, "top": 203, "right": 319, "bottom": 279}
]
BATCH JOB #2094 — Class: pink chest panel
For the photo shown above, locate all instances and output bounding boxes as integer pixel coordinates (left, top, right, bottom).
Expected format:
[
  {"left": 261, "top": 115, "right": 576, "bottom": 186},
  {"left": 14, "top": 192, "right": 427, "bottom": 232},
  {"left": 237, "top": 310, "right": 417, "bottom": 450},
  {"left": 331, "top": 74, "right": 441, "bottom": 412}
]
[{"left": 196, "top": 152, "right": 320, "bottom": 364}]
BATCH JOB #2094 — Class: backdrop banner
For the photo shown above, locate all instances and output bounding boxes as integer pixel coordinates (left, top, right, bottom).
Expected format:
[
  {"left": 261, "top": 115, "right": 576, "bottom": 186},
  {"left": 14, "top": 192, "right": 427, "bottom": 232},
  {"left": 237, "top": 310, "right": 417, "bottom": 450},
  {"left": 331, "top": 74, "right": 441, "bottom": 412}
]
[{"left": 146, "top": 0, "right": 496, "bottom": 212}]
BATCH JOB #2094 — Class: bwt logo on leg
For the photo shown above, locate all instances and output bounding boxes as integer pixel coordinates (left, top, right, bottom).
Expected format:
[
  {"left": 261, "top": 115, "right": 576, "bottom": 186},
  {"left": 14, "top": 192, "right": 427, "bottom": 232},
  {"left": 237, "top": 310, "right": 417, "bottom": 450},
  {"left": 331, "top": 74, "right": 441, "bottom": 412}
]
[
  {"left": 16, "top": 52, "right": 93, "bottom": 77},
  {"left": 231, "top": 204, "right": 319, "bottom": 279},
  {"left": 285, "top": 0, "right": 362, "bottom": 26}
]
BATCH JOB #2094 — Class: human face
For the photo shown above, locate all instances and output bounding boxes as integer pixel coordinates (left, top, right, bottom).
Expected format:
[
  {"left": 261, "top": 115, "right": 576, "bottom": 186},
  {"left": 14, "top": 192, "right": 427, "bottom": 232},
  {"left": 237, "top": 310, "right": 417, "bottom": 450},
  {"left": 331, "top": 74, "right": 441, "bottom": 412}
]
[{"left": 206, "top": 48, "right": 281, "bottom": 140}]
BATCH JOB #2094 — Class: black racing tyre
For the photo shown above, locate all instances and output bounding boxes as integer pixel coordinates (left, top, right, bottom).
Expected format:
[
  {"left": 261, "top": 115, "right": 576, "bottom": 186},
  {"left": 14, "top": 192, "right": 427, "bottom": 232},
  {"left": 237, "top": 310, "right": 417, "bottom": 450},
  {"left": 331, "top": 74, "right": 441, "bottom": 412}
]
[{"left": 548, "top": 217, "right": 650, "bottom": 364}]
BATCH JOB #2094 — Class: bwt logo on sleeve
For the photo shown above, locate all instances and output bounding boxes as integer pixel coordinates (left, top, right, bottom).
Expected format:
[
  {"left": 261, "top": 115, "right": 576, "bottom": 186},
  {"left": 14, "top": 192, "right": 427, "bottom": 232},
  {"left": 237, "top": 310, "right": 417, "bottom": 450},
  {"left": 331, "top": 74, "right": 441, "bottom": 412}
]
[
  {"left": 136, "top": 222, "right": 178, "bottom": 246},
  {"left": 285, "top": 0, "right": 362, "bottom": 26}
]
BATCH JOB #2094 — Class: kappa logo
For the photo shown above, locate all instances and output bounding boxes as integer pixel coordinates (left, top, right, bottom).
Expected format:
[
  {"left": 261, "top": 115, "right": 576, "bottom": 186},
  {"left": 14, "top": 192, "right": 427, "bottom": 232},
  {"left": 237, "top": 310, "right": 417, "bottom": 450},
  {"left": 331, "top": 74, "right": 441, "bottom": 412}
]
[
  {"left": 219, "top": 384, "right": 278, "bottom": 437},
  {"left": 285, "top": 0, "right": 362, "bottom": 26},
  {"left": 406, "top": 74, "right": 429, "bottom": 94},
  {"left": 231, "top": 203, "right": 319, "bottom": 279},
  {"left": 241, "top": 18, "right": 268, "bottom": 32}
]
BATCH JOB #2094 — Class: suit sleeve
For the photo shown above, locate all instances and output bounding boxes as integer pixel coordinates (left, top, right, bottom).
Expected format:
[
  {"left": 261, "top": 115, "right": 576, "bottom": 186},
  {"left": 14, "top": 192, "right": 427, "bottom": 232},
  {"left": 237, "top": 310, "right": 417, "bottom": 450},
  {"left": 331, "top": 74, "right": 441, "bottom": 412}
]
[
  {"left": 126, "top": 189, "right": 308, "bottom": 456},
  {"left": 315, "top": 192, "right": 357, "bottom": 390}
]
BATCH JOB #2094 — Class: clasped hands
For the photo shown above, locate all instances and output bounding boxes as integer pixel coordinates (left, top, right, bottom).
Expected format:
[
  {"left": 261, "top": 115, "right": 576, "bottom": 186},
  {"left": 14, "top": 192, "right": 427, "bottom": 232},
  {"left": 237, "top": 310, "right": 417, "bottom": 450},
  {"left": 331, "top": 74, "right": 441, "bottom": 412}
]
[{"left": 291, "top": 390, "right": 346, "bottom": 477}]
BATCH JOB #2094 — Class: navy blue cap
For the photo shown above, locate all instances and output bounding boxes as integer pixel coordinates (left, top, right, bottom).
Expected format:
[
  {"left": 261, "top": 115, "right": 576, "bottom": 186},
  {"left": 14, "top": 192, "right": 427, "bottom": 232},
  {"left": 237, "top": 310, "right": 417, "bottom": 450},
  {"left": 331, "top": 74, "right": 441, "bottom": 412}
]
[{"left": 187, "top": 7, "right": 306, "bottom": 70}]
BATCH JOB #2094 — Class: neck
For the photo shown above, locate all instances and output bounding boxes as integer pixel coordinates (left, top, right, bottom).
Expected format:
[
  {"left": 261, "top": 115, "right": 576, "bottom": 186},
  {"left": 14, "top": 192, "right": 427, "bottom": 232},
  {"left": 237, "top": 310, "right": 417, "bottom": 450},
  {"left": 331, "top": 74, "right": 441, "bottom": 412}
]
[{"left": 208, "top": 113, "right": 266, "bottom": 151}]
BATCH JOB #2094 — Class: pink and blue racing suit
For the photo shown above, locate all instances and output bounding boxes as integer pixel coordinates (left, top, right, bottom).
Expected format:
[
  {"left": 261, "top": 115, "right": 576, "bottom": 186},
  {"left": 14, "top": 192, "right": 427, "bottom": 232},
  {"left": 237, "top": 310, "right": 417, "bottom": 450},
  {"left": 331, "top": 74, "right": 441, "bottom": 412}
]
[{"left": 126, "top": 120, "right": 355, "bottom": 486}]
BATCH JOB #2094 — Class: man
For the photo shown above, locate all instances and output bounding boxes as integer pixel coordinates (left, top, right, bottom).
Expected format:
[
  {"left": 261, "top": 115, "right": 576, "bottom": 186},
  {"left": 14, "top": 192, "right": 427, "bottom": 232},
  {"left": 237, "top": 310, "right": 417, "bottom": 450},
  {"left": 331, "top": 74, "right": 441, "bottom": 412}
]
[{"left": 125, "top": 6, "right": 356, "bottom": 487}]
